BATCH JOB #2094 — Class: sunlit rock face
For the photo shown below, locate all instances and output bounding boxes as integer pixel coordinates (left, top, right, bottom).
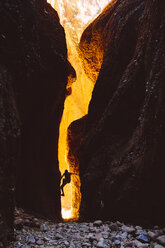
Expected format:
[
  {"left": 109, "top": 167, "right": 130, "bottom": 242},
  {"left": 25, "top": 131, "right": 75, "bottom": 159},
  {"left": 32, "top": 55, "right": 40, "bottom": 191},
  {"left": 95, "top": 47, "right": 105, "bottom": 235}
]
[
  {"left": 78, "top": 0, "right": 165, "bottom": 224},
  {"left": 48, "top": 0, "right": 111, "bottom": 36},
  {"left": 79, "top": 0, "right": 117, "bottom": 83},
  {"left": 0, "top": 0, "right": 69, "bottom": 221},
  {"left": 48, "top": 0, "right": 112, "bottom": 220}
]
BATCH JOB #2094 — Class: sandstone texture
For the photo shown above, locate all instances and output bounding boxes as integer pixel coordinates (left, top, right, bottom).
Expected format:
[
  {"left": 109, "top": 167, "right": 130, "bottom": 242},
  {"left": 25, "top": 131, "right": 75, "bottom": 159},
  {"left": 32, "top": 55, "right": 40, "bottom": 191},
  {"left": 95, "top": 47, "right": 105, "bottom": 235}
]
[
  {"left": 78, "top": 0, "right": 165, "bottom": 224},
  {"left": 67, "top": 116, "right": 87, "bottom": 173}
]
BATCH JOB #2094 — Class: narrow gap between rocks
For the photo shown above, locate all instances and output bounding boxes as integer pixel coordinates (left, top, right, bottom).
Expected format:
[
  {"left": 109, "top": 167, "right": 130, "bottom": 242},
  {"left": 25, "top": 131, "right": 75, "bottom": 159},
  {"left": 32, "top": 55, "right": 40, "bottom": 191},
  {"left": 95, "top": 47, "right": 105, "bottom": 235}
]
[{"left": 47, "top": 0, "right": 112, "bottom": 221}]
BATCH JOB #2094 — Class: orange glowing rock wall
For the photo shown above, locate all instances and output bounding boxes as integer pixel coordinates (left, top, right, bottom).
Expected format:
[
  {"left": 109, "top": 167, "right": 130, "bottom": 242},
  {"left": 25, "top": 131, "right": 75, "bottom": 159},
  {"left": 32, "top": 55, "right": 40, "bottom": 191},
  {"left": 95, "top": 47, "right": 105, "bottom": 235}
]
[{"left": 47, "top": 0, "right": 112, "bottom": 220}]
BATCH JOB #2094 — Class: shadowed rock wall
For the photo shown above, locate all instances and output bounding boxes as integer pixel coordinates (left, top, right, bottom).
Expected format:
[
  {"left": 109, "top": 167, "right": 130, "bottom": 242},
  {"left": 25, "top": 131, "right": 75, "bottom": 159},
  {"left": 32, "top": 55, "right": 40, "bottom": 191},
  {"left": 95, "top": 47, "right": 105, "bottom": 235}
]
[
  {"left": 0, "top": 66, "right": 20, "bottom": 246},
  {"left": 0, "top": 0, "right": 69, "bottom": 234},
  {"left": 77, "top": 0, "right": 165, "bottom": 224}
]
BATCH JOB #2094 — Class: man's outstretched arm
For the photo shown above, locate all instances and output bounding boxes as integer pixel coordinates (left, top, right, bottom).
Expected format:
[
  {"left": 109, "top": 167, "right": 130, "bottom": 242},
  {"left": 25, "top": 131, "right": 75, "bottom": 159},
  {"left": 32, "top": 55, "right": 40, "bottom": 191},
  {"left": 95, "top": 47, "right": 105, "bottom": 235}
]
[{"left": 70, "top": 172, "right": 79, "bottom": 176}]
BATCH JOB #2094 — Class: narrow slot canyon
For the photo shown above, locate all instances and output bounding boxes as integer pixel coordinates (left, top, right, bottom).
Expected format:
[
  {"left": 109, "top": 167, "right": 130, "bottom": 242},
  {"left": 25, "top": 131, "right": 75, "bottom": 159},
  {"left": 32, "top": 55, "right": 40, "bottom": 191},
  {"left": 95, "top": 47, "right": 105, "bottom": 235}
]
[
  {"left": 47, "top": 0, "right": 111, "bottom": 221},
  {"left": 1, "top": 0, "right": 165, "bottom": 247}
]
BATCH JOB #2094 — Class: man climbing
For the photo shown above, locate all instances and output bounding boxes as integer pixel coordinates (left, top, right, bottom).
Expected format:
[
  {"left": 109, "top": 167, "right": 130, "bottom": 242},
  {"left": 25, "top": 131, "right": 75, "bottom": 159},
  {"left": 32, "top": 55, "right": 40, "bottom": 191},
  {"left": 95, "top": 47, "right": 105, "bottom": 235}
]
[{"left": 60, "top": 169, "right": 79, "bottom": 196}]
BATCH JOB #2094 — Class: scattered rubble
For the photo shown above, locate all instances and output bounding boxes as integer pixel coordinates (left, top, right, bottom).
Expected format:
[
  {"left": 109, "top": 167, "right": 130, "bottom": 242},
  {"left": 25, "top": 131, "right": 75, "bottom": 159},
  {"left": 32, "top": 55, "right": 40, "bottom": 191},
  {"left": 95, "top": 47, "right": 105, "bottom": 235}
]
[{"left": 9, "top": 209, "right": 165, "bottom": 248}]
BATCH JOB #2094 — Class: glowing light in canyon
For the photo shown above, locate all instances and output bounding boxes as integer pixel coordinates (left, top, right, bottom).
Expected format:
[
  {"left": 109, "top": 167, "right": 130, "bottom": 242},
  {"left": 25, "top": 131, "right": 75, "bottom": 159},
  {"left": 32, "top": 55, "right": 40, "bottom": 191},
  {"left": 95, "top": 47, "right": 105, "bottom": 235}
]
[{"left": 47, "top": 0, "right": 112, "bottom": 220}]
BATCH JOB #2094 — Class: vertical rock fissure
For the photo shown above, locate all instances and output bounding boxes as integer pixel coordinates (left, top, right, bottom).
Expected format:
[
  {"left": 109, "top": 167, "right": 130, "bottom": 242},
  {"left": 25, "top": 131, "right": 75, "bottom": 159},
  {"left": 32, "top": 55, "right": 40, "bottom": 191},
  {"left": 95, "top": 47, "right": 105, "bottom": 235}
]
[{"left": 47, "top": 0, "right": 112, "bottom": 220}]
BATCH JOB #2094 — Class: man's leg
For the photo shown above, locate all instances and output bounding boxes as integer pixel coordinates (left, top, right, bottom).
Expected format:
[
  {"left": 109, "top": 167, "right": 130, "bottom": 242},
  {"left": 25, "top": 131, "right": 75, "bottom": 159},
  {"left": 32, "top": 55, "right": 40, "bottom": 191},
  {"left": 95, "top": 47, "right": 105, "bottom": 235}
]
[
  {"left": 60, "top": 184, "right": 64, "bottom": 196},
  {"left": 60, "top": 180, "right": 67, "bottom": 196}
]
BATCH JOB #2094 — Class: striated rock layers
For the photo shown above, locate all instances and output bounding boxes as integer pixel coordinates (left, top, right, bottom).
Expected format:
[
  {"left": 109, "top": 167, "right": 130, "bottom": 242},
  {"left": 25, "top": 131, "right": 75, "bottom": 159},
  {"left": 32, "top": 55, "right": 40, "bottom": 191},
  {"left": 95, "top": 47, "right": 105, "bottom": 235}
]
[
  {"left": 77, "top": 0, "right": 165, "bottom": 224},
  {"left": 0, "top": 0, "right": 68, "bottom": 232}
]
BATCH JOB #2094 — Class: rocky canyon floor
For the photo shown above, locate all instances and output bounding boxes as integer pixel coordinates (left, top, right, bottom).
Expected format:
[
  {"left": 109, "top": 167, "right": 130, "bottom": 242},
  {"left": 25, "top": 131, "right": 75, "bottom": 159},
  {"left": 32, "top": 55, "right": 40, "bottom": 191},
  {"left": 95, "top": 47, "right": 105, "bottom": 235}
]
[{"left": 8, "top": 209, "right": 165, "bottom": 248}]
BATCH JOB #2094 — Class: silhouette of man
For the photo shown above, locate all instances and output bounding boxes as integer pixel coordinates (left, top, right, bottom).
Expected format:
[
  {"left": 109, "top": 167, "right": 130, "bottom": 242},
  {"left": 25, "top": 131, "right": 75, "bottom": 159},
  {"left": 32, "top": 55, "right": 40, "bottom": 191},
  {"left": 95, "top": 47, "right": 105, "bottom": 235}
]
[{"left": 60, "top": 169, "right": 79, "bottom": 196}]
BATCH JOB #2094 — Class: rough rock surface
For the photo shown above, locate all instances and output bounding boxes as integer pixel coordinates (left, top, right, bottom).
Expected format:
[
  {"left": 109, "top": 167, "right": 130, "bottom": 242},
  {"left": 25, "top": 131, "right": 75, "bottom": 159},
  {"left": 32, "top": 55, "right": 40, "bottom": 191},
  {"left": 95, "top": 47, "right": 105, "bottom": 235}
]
[
  {"left": 67, "top": 116, "right": 87, "bottom": 173},
  {"left": 9, "top": 209, "right": 165, "bottom": 248},
  {"left": 79, "top": 0, "right": 118, "bottom": 83},
  {"left": 0, "top": 67, "right": 20, "bottom": 246},
  {"left": 0, "top": 0, "right": 68, "bottom": 228},
  {"left": 78, "top": 0, "right": 165, "bottom": 223}
]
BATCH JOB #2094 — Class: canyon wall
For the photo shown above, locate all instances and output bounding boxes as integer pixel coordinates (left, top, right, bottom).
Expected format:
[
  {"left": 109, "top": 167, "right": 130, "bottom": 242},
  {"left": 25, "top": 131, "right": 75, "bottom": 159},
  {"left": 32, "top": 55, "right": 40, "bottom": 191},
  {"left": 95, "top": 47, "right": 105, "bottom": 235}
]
[
  {"left": 0, "top": 66, "right": 20, "bottom": 246},
  {"left": 77, "top": 0, "right": 165, "bottom": 224},
  {"left": 0, "top": 0, "right": 68, "bottom": 243},
  {"left": 14, "top": 0, "right": 67, "bottom": 221}
]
